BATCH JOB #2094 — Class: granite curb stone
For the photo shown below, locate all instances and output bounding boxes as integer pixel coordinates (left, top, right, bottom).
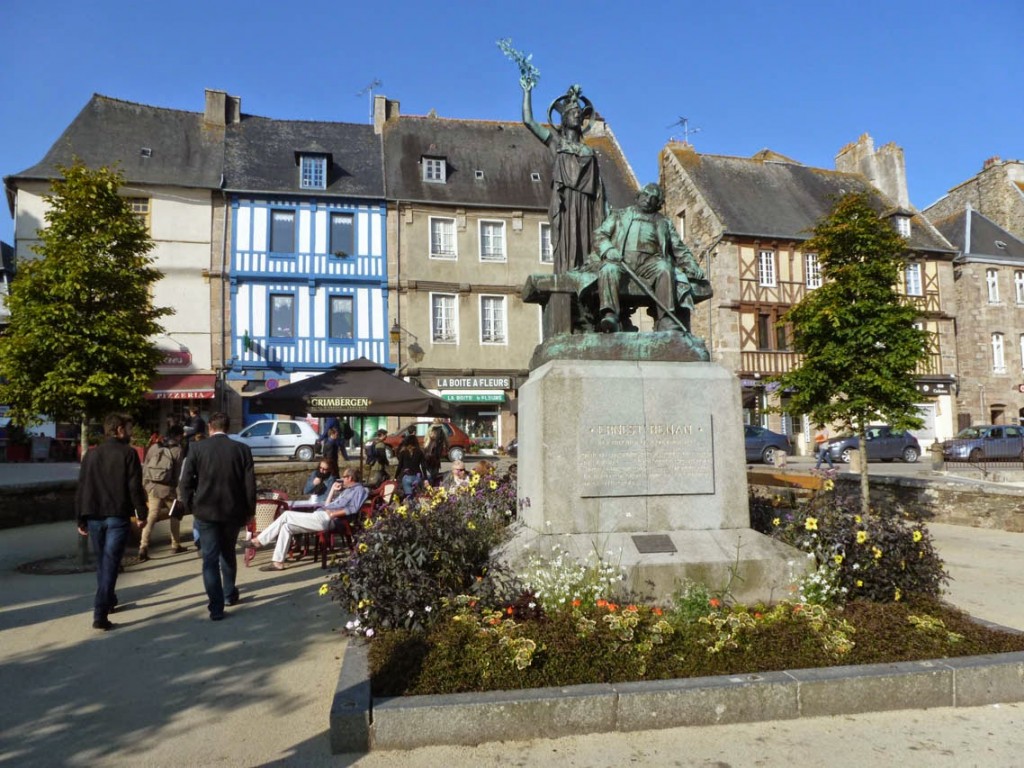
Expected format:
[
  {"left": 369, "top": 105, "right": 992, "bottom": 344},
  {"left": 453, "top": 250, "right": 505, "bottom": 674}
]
[{"left": 330, "top": 645, "right": 1024, "bottom": 753}]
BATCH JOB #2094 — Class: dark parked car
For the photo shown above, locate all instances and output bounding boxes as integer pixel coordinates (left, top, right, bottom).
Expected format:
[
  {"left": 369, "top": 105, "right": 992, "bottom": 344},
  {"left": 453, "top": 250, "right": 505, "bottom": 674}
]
[
  {"left": 826, "top": 425, "right": 920, "bottom": 464},
  {"left": 744, "top": 425, "right": 792, "bottom": 464},
  {"left": 505, "top": 438, "right": 518, "bottom": 458},
  {"left": 942, "top": 425, "right": 1024, "bottom": 462}
]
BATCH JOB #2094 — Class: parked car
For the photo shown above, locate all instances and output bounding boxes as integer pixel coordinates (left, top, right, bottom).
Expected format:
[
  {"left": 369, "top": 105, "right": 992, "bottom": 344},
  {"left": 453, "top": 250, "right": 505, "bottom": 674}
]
[
  {"left": 942, "top": 425, "right": 1024, "bottom": 462},
  {"left": 744, "top": 425, "right": 792, "bottom": 464},
  {"left": 229, "top": 419, "right": 319, "bottom": 461},
  {"left": 505, "top": 438, "right": 518, "bottom": 458},
  {"left": 382, "top": 420, "right": 472, "bottom": 462},
  {"left": 826, "top": 426, "right": 920, "bottom": 464}
]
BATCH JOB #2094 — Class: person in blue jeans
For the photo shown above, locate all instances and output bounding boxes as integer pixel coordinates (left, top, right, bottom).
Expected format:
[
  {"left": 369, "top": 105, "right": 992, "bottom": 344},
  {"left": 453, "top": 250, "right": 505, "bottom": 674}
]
[
  {"left": 76, "top": 413, "right": 149, "bottom": 631},
  {"left": 178, "top": 412, "right": 256, "bottom": 620},
  {"left": 814, "top": 427, "right": 834, "bottom": 470}
]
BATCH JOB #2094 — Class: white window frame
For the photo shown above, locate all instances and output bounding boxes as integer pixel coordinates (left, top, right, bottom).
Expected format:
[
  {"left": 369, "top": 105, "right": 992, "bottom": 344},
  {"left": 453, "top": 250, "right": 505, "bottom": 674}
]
[
  {"left": 430, "top": 292, "right": 458, "bottom": 344},
  {"left": 805, "top": 253, "right": 822, "bottom": 289},
  {"left": 479, "top": 295, "right": 508, "bottom": 345},
  {"left": 758, "top": 250, "right": 776, "bottom": 287},
  {"left": 539, "top": 222, "right": 553, "bottom": 264},
  {"left": 429, "top": 216, "right": 457, "bottom": 260},
  {"left": 125, "top": 197, "right": 151, "bottom": 231},
  {"left": 300, "top": 155, "right": 327, "bottom": 190},
  {"left": 1019, "top": 334, "right": 1024, "bottom": 371},
  {"left": 992, "top": 332, "right": 1006, "bottom": 373},
  {"left": 422, "top": 157, "right": 446, "bottom": 183},
  {"left": 1014, "top": 271, "right": 1024, "bottom": 304},
  {"left": 905, "top": 262, "right": 923, "bottom": 296},
  {"left": 895, "top": 216, "right": 911, "bottom": 237},
  {"left": 479, "top": 219, "right": 507, "bottom": 263},
  {"left": 987, "top": 268, "right": 1000, "bottom": 303}
]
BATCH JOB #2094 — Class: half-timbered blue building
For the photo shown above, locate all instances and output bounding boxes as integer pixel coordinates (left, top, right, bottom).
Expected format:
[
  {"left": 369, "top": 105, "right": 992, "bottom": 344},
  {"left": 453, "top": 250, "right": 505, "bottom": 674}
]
[{"left": 223, "top": 117, "right": 387, "bottom": 422}]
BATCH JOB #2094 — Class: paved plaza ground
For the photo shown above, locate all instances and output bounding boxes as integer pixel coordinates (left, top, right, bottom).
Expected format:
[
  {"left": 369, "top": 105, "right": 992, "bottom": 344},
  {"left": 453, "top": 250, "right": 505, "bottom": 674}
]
[{"left": 1, "top": 462, "right": 1023, "bottom": 766}]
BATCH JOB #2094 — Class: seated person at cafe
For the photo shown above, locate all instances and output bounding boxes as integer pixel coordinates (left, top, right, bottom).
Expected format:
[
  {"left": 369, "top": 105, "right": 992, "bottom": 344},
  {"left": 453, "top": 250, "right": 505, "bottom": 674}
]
[
  {"left": 246, "top": 469, "right": 369, "bottom": 570},
  {"left": 442, "top": 460, "right": 471, "bottom": 490},
  {"left": 303, "top": 459, "right": 338, "bottom": 504}
]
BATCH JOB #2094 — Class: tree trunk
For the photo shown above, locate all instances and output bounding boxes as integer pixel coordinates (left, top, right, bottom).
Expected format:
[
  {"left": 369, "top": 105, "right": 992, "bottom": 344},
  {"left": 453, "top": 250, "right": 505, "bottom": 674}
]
[
  {"left": 77, "top": 415, "right": 90, "bottom": 566},
  {"left": 857, "top": 423, "right": 871, "bottom": 516}
]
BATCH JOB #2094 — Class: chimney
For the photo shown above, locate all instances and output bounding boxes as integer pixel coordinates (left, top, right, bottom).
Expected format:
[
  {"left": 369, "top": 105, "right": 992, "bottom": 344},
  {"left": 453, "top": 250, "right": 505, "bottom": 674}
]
[
  {"left": 983, "top": 156, "right": 1002, "bottom": 169},
  {"left": 204, "top": 89, "right": 240, "bottom": 126},
  {"left": 835, "top": 133, "right": 910, "bottom": 209},
  {"left": 373, "top": 95, "right": 399, "bottom": 134}
]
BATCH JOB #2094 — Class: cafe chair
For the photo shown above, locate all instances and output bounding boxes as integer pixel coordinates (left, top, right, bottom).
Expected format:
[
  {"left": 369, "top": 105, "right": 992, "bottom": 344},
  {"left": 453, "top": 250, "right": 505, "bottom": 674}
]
[{"left": 246, "top": 498, "right": 288, "bottom": 566}]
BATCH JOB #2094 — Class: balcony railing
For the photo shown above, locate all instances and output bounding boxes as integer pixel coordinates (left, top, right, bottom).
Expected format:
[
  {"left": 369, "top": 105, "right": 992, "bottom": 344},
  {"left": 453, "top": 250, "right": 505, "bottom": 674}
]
[{"left": 740, "top": 350, "right": 802, "bottom": 376}]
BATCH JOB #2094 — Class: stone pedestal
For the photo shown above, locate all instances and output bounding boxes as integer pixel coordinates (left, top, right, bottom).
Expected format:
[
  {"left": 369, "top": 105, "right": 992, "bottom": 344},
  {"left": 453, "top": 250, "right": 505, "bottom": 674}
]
[{"left": 510, "top": 358, "right": 807, "bottom": 604}]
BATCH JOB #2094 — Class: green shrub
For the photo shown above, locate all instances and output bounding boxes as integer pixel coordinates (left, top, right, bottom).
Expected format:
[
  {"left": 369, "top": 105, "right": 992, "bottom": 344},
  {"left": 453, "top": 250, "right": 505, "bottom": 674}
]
[
  {"left": 331, "top": 471, "right": 518, "bottom": 636},
  {"left": 765, "top": 486, "right": 948, "bottom": 603}
]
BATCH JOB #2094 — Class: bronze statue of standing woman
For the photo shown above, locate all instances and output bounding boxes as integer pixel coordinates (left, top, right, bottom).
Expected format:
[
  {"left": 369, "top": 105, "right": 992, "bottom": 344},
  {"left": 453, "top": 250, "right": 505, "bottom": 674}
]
[{"left": 521, "top": 82, "right": 608, "bottom": 273}]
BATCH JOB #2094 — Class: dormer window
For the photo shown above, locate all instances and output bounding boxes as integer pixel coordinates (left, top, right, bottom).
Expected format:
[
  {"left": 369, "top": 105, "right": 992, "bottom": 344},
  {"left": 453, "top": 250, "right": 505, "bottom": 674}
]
[
  {"left": 300, "top": 154, "right": 327, "bottom": 190},
  {"left": 423, "top": 156, "right": 447, "bottom": 183},
  {"left": 894, "top": 215, "right": 911, "bottom": 238}
]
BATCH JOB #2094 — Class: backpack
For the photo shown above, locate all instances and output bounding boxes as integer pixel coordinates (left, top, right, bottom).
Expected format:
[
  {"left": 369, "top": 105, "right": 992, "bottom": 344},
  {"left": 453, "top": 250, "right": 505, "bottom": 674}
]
[{"left": 143, "top": 445, "right": 175, "bottom": 486}]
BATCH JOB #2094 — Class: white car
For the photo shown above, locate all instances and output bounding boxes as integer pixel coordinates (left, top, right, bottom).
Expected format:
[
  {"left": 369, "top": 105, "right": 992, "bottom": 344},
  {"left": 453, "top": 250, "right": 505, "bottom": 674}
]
[{"left": 229, "top": 419, "right": 319, "bottom": 461}]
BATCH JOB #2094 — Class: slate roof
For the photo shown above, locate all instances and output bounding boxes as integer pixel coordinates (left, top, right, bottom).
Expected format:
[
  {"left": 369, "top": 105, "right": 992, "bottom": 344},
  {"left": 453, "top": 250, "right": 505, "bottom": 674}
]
[
  {"left": 667, "top": 146, "right": 955, "bottom": 254},
  {"left": 6, "top": 95, "right": 225, "bottom": 190},
  {"left": 935, "top": 208, "right": 1024, "bottom": 262},
  {"left": 223, "top": 117, "right": 383, "bottom": 198},
  {"left": 382, "top": 116, "right": 637, "bottom": 209}
]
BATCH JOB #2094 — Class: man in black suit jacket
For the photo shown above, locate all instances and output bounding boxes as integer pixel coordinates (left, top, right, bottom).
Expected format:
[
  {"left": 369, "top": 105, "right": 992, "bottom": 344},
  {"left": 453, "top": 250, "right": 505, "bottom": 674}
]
[
  {"left": 76, "top": 412, "right": 148, "bottom": 631},
  {"left": 178, "top": 411, "right": 256, "bottom": 620}
]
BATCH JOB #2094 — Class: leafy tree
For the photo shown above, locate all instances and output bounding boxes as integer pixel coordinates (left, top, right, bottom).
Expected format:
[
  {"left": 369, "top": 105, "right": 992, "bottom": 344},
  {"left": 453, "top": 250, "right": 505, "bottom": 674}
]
[
  {"left": 777, "top": 192, "right": 927, "bottom": 514},
  {"left": 0, "top": 162, "right": 171, "bottom": 452}
]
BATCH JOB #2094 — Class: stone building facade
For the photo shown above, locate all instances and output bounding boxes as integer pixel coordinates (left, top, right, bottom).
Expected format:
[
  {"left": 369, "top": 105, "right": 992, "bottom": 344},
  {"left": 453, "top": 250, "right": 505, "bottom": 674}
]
[
  {"left": 934, "top": 208, "right": 1024, "bottom": 427},
  {"left": 924, "top": 157, "right": 1024, "bottom": 240},
  {"left": 660, "top": 136, "right": 959, "bottom": 453}
]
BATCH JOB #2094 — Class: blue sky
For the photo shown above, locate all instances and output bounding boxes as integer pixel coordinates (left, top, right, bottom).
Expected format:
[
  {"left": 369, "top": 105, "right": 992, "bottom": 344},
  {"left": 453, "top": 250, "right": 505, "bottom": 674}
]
[{"left": 3, "top": 0, "right": 1021, "bottom": 245}]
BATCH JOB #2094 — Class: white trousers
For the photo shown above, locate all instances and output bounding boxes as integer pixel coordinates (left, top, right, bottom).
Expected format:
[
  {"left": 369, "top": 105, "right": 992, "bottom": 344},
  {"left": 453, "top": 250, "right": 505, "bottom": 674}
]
[{"left": 257, "top": 509, "right": 331, "bottom": 563}]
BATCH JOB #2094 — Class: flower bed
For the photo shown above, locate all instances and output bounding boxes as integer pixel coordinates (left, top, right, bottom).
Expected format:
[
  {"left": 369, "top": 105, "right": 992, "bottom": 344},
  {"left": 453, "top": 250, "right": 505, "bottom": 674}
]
[{"left": 328, "top": 473, "right": 1024, "bottom": 699}]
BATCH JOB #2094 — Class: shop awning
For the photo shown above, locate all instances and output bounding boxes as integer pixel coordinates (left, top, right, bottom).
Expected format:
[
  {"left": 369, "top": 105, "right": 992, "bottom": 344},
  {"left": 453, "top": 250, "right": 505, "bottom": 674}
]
[{"left": 146, "top": 374, "right": 217, "bottom": 400}]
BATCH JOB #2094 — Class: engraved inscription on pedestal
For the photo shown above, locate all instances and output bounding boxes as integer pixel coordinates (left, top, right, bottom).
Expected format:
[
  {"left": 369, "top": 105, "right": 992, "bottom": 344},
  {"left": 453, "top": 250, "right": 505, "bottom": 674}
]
[
  {"left": 579, "top": 416, "right": 715, "bottom": 497},
  {"left": 632, "top": 534, "right": 678, "bottom": 554}
]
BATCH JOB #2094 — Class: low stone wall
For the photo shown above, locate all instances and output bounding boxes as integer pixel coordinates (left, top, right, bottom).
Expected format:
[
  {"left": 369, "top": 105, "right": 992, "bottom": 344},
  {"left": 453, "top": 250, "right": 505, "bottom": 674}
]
[
  {"left": 0, "top": 461, "right": 321, "bottom": 529},
  {"left": 0, "top": 482, "right": 78, "bottom": 529},
  {"left": 748, "top": 469, "right": 1024, "bottom": 533}
]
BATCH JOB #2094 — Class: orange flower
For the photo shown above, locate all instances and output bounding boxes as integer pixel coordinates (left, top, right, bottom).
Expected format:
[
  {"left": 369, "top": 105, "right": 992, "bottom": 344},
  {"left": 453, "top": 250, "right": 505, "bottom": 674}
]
[
  {"left": 506, "top": 606, "right": 514, "bottom": 615},
  {"left": 571, "top": 599, "right": 581, "bottom": 608},
  {"left": 754, "top": 612, "right": 763, "bottom": 619},
  {"left": 653, "top": 607, "right": 664, "bottom": 616},
  {"left": 626, "top": 604, "right": 638, "bottom": 612},
  {"left": 709, "top": 598, "right": 721, "bottom": 609},
  {"left": 596, "top": 599, "right": 607, "bottom": 608},
  {"left": 607, "top": 603, "right": 618, "bottom": 612}
]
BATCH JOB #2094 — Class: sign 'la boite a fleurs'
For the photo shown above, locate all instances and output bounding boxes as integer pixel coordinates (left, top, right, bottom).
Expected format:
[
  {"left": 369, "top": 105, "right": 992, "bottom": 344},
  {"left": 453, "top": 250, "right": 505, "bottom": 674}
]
[{"left": 307, "top": 396, "right": 373, "bottom": 413}]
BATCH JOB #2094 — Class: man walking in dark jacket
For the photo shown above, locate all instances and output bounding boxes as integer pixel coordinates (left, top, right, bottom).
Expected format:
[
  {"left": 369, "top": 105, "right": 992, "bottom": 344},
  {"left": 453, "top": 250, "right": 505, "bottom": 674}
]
[
  {"left": 178, "top": 411, "right": 256, "bottom": 620},
  {"left": 76, "top": 413, "right": 148, "bottom": 631}
]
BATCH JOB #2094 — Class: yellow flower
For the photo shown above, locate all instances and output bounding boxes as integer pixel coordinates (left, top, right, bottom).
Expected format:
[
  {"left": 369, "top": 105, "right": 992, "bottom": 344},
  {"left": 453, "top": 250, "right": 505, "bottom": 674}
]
[
  {"left": 318, "top": 584, "right": 329, "bottom": 596},
  {"left": 804, "top": 518, "right": 818, "bottom": 531},
  {"left": 854, "top": 515, "right": 862, "bottom": 524},
  {"left": 833, "top": 554, "right": 844, "bottom": 565},
  {"left": 894, "top": 588, "right": 902, "bottom": 602},
  {"left": 772, "top": 517, "right": 781, "bottom": 527},
  {"left": 856, "top": 579, "right": 864, "bottom": 587},
  {"left": 467, "top": 521, "right": 477, "bottom": 530},
  {"left": 488, "top": 480, "right": 498, "bottom": 490},
  {"left": 358, "top": 542, "right": 368, "bottom": 553},
  {"left": 823, "top": 479, "right": 835, "bottom": 491},
  {"left": 912, "top": 530, "right": 923, "bottom": 542},
  {"left": 856, "top": 531, "right": 868, "bottom": 544},
  {"left": 872, "top": 546, "right": 883, "bottom": 560}
]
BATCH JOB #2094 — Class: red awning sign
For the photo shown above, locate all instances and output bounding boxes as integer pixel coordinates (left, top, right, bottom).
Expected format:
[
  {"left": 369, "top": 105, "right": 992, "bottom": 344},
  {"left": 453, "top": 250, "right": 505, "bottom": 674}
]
[{"left": 146, "top": 374, "right": 216, "bottom": 400}]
